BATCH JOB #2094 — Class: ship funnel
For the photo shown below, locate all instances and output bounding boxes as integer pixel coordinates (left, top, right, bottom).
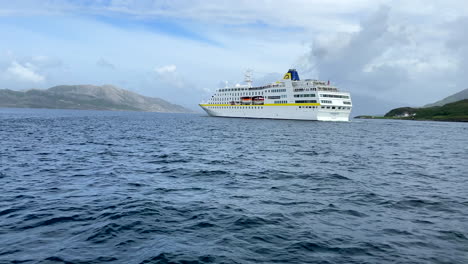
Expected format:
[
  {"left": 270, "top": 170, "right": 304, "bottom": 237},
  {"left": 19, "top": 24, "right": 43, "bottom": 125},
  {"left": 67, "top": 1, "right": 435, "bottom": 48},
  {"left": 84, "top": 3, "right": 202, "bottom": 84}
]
[{"left": 283, "top": 69, "right": 300, "bottom": 81}]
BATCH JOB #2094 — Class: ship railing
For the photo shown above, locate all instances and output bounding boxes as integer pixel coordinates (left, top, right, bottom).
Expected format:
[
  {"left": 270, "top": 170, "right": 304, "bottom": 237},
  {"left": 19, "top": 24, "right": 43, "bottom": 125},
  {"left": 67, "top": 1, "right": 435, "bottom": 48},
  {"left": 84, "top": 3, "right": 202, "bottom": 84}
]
[
  {"left": 317, "top": 87, "right": 339, "bottom": 92},
  {"left": 248, "top": 84, "right": 284, "bottom": 90}
]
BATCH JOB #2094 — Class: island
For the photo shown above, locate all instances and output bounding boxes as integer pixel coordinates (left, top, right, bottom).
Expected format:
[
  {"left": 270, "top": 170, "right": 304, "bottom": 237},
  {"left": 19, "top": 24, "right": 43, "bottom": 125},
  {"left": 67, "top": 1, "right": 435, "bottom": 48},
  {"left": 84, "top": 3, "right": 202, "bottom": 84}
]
[
  {"left": 355, "top": 99, "right": 468, "bottom": 122},
  {"left": 355, "top": 88, "right": 468, "bottom": 122},
  {"left": 0, "top": 85, "right": 192, "bottom": 113}
]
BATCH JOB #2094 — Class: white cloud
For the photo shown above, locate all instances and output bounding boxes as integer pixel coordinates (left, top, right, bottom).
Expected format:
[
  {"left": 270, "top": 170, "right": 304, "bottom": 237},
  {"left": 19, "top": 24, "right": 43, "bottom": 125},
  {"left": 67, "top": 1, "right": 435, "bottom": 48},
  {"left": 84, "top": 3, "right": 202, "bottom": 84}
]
[
  {"left": 154, "top": 64, "right": 177, "bottom": 74},
  {"left": 4, "top": 0, "right": 467, "bottom": 35},
  {"left": 304, "top": 6, "right": 407, "bottom": 88},
  {"left": 4, "top": 61, "right": 45, "bottom": 83},
  {"left": 299, "top": 4, "right": 467, "bottom": 113},
  {"left": 153, "top": 64, "right": 191, "bottom": 91}
]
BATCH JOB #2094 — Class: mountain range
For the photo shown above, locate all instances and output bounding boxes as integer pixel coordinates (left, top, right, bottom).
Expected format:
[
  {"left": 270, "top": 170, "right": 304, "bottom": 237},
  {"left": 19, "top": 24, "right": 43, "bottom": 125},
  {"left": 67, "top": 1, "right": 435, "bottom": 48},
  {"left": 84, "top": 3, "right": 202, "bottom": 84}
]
[
  {"left": 0, "top": 85, "right": 192, "bottom": 113},
  {"left": 423, "top": 88, "right": 468, "bottom": 107}
]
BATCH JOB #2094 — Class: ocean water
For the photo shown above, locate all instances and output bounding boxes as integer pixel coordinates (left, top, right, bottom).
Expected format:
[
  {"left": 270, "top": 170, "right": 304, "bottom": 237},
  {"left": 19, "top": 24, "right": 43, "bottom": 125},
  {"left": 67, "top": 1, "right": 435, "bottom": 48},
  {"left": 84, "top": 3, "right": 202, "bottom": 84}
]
[{"left": 0, "top": 108, "right": 467, "bottom": 264}]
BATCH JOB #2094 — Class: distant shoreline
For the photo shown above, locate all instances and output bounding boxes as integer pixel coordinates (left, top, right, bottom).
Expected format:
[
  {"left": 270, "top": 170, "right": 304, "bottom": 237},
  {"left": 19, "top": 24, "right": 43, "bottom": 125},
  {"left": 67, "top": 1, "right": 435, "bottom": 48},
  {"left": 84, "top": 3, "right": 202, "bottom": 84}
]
[
  {"left": 354, "top": 115, "right": 468, "bottom": 123},
  {"left": 355, "top": 99, "right": 468, "bottom": 123},
  {"left": 0, "top": 106, "right": 197, "bottom": 114}
]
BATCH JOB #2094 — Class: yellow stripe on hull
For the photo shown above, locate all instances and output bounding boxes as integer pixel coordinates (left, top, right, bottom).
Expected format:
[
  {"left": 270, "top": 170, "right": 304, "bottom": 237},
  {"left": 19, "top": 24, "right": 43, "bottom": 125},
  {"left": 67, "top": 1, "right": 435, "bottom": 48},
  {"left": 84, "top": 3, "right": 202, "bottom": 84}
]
[{"left": 199, "top": 103, "right": 321, "bottom": 107}]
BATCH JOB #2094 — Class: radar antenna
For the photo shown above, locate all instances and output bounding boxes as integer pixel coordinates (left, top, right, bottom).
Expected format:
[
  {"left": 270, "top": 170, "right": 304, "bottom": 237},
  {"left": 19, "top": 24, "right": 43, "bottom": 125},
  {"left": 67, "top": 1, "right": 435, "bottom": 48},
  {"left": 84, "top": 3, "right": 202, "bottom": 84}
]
[{"left": 244, "top": 69, "right": 253, "bottom": 88}]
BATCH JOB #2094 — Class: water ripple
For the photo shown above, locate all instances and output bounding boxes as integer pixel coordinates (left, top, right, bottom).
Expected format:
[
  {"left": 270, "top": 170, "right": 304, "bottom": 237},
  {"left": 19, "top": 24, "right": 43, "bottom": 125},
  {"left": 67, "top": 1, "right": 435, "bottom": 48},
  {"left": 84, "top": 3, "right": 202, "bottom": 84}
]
[{"left": 1, "top": 109, "right": 467, "bottom": 264}]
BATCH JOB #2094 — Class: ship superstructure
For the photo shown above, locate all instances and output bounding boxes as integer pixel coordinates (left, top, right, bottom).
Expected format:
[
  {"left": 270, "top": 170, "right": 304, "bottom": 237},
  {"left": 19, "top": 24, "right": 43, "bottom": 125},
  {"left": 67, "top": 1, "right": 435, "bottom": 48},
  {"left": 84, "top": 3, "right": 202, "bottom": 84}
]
[{"left": 199, "top": 69, "right": 352, "bottom": 121}]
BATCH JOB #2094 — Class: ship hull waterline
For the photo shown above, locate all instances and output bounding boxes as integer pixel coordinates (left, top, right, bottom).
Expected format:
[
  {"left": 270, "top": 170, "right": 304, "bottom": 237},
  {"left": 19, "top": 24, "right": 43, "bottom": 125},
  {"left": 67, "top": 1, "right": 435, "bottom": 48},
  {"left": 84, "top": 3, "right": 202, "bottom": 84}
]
[{"left": 200, "top": 104, "right": 351, "bottom": 122}]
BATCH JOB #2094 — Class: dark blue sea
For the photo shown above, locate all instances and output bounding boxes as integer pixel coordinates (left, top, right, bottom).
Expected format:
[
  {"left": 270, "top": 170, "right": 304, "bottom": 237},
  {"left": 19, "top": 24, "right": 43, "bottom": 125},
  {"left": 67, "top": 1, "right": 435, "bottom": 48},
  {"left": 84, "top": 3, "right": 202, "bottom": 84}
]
[{"left": 1, "top": 108, "right": 467, "bottom": 264}]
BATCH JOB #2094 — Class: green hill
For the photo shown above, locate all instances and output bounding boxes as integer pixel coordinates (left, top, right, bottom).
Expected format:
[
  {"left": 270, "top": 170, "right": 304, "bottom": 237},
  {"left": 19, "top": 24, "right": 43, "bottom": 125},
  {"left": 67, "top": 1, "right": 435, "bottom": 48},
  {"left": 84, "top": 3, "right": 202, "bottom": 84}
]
[{"left": 384, "top": 99, "right": 468, "bottom": 122}]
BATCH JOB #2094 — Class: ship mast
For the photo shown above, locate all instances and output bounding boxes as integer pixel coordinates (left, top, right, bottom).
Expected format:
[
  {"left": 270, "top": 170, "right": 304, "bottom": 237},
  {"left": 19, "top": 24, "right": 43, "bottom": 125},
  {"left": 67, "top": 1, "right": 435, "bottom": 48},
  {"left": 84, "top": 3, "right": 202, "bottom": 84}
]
[{"left": 244, "top": 69, "right": 253, "bottom": 88}]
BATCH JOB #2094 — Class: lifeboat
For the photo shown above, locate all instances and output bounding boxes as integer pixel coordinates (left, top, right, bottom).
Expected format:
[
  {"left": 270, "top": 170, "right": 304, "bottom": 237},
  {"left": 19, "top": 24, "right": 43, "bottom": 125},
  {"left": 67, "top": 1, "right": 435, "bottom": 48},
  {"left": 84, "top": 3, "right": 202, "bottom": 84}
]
[
  {"left": 241, "top": 96, "right": 252, "bottom": 105},
  {"left": 252, "top": 96, "right": 265, "bottom": 105}
]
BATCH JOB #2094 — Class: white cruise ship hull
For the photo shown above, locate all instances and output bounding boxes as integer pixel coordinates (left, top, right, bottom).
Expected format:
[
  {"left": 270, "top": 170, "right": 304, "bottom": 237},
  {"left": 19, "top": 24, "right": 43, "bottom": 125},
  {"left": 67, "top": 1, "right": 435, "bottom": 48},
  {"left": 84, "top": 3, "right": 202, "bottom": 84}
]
[
  {"left": 200, "top": 69, "right": 352, "bottom": 122},
  {"left": 200, "top": 105, "right": 350, "bottom": 121}
]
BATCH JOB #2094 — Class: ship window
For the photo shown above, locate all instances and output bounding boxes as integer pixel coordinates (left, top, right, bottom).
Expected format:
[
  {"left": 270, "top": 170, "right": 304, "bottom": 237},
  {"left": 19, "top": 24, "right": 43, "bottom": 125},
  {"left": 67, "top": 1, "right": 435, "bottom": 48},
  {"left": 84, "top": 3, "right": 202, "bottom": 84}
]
[
  {"left": 295, "top": 100, "right": 317, "bottom": 103},
  {"left": 294, "top": 94, "right": 316, "bottom": 98},
  {"left": 321, "top": 94, "right": 350, "bottom": 99},
  {"left": 332, "top": 107, "right": 335, "bottom": 109}
]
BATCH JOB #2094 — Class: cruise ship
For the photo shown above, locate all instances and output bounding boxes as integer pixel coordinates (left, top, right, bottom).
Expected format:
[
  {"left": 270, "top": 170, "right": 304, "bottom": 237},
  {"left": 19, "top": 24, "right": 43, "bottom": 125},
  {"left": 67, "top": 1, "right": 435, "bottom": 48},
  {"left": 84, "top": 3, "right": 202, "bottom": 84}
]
[{"left": 199, "top": 69, "right": 352, "bottom": 121}]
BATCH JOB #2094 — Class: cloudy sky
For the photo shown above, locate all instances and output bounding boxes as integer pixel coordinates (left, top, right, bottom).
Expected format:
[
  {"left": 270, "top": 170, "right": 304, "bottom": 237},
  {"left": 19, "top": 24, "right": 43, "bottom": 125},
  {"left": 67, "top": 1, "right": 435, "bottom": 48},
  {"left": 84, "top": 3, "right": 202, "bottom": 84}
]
[{"left": 1, "top": 0, "right": 467, "bottom": 113}]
